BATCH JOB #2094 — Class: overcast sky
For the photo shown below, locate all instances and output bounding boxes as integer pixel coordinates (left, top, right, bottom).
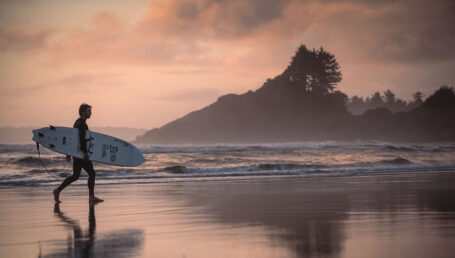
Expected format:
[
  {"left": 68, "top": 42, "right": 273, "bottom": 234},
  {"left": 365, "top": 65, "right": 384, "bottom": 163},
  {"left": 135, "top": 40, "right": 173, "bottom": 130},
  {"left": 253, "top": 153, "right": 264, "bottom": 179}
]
[{"left": 1, "top": 0, "right": 454, "bottom": 128}]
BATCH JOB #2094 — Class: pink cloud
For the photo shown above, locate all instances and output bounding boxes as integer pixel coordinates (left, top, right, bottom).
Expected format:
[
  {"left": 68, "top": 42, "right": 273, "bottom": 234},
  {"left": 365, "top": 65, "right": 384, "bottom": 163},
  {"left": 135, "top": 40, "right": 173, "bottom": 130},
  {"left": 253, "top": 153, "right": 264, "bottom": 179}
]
[
  {"left": 5, "top": 0, "right": 454, "bottom": 98},
  {"left": 4, "top": 0, "right": 454, "bottom": 67},
  {"left": 137, "top": 0, "right": 292, "bottom": 39},
  {"left": 0, "top": 26, "right": 52, "bottom": 52},
  {"left": 47, "top": 0, "right": 311, "bottom": 67}
]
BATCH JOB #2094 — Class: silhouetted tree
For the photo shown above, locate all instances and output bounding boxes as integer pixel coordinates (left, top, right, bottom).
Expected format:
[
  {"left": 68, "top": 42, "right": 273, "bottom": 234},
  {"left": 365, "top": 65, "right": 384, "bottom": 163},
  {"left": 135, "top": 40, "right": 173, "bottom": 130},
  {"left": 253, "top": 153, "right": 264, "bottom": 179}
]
[
  {"left": 413, "top": 91, "right": 423, "bottom": 104},
  {"left": 407, "top": 91, "right": 424, "bottom": 109},
  {"left": 350, "top": 95, "right": 364, "bottom": 105},
  {"left": 383, "top": 89, "right": 408, "bottom": 111},
  {"left": 384, "top": 90, "right": 396, "bottom": 104},
  {"left": 315, "top": 47, "right": 342, "bottom": 92},
  {"left": 285, "top": 45, "right": 342, "bottom": 93},
  {"left": 370, "top": 92, "right": 384, "bottom": 107},
  {"left": 395, "top": 98, "right": 407, "bottom": 111},
  {"left": 347, "top": 89, "right": 419, "bottom": 114},
  {"left": 346, "top": 95, "right": 365, "bottom": 114}
]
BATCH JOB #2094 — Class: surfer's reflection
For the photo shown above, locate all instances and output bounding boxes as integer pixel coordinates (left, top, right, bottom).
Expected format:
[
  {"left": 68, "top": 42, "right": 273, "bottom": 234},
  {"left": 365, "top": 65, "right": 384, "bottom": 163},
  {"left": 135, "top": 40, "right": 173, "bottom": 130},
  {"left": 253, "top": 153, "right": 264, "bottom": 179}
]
[
  {"left": 48, "top": 203, "right": 144, "bottom": 258},
  {"left": 53, "top": 202, "right": 96, "bottom": 257}
]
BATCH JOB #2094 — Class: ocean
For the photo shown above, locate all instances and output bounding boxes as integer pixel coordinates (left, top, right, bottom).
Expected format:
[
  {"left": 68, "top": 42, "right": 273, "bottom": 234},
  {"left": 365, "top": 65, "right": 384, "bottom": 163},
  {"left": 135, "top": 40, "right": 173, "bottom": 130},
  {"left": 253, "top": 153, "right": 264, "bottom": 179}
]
[{"left": 1, "top": 141, "right": 455, "bottom": 187}]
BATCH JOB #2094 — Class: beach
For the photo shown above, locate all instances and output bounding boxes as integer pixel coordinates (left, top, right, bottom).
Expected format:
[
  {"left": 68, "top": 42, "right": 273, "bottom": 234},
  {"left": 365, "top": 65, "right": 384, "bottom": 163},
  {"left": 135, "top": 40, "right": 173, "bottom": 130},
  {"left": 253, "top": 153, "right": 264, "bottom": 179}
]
[{"left": 1, "top": 170, "right": 455, "bottom": 258}]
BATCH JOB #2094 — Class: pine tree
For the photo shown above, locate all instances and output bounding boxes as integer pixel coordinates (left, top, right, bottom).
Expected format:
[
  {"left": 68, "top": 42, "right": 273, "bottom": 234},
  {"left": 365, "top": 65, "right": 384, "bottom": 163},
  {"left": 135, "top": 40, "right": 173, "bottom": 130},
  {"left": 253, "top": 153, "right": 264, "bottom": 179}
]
[{"left": 284, "top": 44, "right": 342, "bottom": 93}]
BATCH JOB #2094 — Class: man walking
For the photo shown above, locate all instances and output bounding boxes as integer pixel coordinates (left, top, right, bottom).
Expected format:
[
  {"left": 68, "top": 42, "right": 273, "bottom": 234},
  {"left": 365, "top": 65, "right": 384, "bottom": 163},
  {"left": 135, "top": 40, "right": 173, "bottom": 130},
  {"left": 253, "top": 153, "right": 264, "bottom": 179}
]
[{"left": 53, "top": 103, "right": 103, "bottom": 203}]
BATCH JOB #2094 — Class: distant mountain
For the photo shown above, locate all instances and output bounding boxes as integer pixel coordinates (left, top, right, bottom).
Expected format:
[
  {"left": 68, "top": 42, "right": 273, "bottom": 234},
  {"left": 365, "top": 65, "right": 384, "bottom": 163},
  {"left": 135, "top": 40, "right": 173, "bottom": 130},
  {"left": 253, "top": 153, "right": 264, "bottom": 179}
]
[
  {"left": 136, "top": 45, "right": 455, "bottom": 144},
  {"left": 0, "top": 126, "right": 146, "bottom": 143}
]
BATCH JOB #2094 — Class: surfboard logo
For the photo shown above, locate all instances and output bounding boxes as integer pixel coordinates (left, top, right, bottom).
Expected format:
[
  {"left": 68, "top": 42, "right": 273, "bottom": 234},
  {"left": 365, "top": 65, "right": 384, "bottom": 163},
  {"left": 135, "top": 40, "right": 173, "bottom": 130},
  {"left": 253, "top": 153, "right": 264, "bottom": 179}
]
[
  {"left": 87, "top": 136, "right": 94, "bottom": 155},
  {"left": 110, "top": 145, "right": 118, "bottom": 162},
  {"left": 101, "top": 144, "right": 119, "bottom": 162}
]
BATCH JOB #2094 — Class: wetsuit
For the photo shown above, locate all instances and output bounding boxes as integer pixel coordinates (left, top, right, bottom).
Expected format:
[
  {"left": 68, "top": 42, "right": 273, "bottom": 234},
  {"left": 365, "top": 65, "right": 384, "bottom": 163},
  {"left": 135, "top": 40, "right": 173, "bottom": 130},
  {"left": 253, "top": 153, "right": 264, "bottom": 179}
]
[{"left": 56, "top": 118, "right": 96, "bottom": 195}]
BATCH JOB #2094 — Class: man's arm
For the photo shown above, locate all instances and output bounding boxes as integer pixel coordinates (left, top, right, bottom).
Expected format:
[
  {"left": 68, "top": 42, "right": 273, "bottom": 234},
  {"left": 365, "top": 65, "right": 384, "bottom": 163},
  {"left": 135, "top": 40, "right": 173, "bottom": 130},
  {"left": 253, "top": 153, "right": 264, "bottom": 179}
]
[
  {"left": 79, "top": 128, "right": 89, "bottom": 160},
  {"left": 78, "top": 127, "right": 88, "bottom": 153},
  {"left": 76, "top": 120, "right": 89, "bottom": 160}
]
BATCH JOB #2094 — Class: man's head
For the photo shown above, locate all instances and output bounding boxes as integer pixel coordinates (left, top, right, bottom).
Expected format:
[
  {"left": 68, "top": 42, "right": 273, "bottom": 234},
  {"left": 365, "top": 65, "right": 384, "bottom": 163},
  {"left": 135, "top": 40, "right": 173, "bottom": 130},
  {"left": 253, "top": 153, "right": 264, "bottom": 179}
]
[{"left": 79, "top": 103, "right": 92, "bottom": 119}]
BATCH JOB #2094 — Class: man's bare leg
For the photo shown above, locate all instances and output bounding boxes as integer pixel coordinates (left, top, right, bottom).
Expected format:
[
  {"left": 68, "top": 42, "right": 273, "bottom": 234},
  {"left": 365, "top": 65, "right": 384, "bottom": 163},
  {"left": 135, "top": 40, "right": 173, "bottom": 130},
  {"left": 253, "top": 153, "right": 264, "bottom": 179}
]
[{"left": 53, "top": 189, "right": 61, "bottom": 203}]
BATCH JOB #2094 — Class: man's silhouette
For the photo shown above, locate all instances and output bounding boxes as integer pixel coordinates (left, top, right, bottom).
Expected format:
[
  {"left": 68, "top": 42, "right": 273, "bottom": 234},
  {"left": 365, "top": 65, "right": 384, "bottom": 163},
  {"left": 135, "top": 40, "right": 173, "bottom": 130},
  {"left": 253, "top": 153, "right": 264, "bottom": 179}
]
[{"left": 53, "top": 103, "right": 103, "bottom": 203}]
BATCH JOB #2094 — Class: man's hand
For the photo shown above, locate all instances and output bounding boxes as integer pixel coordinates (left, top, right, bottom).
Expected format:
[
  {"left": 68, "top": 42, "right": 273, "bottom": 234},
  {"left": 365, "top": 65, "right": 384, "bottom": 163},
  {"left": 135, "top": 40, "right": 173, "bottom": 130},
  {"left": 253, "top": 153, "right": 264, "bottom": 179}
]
[
  {"left": 66, "top": 155, "right": 71, "bottom": 163},
  {"left": 83, "top": 152, "right": 89, "bottom": 161}
]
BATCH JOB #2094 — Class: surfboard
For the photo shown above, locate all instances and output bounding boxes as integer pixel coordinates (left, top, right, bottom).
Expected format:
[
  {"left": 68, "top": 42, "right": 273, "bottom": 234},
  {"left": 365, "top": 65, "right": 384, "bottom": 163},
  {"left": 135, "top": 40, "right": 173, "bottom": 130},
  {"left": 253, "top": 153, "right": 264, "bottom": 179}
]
[{"left": 32, "top": 126, "right": 144, "bottom": 167}]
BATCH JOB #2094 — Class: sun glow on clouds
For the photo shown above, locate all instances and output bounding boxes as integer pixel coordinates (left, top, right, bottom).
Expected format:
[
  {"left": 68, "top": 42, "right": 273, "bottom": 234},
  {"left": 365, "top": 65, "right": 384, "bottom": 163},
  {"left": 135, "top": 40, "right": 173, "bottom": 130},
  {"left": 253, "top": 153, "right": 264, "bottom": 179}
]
[{"left": 0, "top": 0, "right": 454, "bottom": 128}]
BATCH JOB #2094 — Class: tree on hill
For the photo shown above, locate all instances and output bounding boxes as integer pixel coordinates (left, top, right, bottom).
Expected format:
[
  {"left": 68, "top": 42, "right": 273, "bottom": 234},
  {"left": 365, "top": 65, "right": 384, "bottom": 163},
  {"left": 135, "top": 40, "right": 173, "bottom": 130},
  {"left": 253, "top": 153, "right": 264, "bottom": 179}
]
[
  {"left": 407, "top": 91, "right": 423, "bottom": 109},
  {"left": 370, "top": 92, "right": 384, "bottom": 107},
  {"left": 413, "top": 91, "right": 423, "bottom": 105},
  {"left": 347, "top": 90, "right": 423, "bottom": 114},
  {"left": 284, "top": 45, "right": 342, "bottom": 93},
  {"left": 384, "top": 90, "right": 396, "bottom": 104},
  {"left": 421, "top": 85, "right": 455, "bottom": 109}
]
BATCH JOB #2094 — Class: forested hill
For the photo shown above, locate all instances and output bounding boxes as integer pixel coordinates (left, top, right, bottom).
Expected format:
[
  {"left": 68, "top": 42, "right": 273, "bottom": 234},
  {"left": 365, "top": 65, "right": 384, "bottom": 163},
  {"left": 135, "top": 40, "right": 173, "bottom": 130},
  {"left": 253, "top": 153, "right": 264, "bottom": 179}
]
[{"left": 136, "top": 45, "right": 455, "bottom": 144}]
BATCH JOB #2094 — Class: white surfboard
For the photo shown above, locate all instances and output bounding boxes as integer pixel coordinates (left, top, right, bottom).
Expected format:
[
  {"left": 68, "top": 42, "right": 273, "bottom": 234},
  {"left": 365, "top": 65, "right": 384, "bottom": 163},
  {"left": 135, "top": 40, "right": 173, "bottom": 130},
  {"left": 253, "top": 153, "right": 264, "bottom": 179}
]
[{"left": 32, "top": 126, "right": 144, "bottom": 167}]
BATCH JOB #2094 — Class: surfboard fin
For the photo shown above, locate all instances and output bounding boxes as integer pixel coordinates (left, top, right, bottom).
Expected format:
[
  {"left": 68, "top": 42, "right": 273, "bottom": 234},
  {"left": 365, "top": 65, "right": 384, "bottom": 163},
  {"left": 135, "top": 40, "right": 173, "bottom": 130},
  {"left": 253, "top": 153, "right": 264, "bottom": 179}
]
[
  {"left": 49, "top": 144, "right": 56, "bottom": 148},
  {"left": 38, "top": 132, "right": 44, "bottom": 137},
  {"left": 49, "top": 125, "right": 56, "bottom": 131}
]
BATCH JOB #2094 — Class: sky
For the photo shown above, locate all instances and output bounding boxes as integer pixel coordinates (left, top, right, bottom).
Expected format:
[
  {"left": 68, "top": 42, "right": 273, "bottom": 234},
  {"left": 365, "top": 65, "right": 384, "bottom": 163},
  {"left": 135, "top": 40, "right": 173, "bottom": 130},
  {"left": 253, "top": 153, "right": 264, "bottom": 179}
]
[{"left": 0, "top": 0, "right": 454, "bottom": 129}]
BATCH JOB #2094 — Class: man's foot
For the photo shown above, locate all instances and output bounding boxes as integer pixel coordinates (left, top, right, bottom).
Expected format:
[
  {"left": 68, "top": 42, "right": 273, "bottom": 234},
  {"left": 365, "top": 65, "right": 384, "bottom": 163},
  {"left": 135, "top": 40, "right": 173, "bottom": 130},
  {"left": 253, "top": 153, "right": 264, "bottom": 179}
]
[
  {"left": 53, "top": 189, "right": 61, "bottom": 203},
  {"left": 89, "top": 196, "right": 103, "bottom": 203},
  {"left": 53, "top": 202, "right": 61, "bottom": 213}
]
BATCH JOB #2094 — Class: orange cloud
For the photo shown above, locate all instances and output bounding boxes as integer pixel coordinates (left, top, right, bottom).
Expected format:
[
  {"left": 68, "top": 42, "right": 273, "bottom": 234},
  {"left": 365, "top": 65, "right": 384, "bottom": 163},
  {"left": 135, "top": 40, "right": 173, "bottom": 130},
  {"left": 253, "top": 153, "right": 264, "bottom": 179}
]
[
  {"left": 138, "top": 0, "right": 293, "bottom": 39},
  {"left": 4, "top": 0, "right": 455, "bottom": 67}
]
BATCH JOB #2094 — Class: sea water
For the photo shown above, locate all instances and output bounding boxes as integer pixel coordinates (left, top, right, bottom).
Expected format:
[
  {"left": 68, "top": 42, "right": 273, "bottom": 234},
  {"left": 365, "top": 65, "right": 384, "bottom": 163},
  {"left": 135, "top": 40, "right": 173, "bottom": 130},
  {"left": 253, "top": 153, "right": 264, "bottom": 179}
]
[{"left": 1, "top": 141, "right": 455, "bottom": 187}]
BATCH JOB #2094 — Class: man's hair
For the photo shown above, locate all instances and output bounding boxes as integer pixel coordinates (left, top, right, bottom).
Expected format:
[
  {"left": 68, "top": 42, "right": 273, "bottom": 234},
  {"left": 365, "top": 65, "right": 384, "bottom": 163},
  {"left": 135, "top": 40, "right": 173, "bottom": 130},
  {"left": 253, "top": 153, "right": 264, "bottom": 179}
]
[{"left": 79, "top": 103, "right": 92, "bottom": 116}]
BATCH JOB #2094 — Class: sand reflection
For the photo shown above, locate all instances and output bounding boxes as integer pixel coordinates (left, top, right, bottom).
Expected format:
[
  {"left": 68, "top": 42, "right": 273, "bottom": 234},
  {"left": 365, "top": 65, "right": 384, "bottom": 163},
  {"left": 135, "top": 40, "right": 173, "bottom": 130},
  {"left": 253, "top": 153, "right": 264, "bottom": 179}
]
[
  {"left": 164, "top": 174, "right": 455, "bottom": 258},
  {"left": 43, "top": 202, "right": 144, "bottom": 258}
]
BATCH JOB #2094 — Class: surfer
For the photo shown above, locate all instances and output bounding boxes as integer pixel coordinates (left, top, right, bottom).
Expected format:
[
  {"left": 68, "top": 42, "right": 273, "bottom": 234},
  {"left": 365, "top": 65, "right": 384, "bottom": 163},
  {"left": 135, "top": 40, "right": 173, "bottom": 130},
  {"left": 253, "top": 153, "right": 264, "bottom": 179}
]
[{"left": 53, "top": 104, "right": 103, "bottom": 203}]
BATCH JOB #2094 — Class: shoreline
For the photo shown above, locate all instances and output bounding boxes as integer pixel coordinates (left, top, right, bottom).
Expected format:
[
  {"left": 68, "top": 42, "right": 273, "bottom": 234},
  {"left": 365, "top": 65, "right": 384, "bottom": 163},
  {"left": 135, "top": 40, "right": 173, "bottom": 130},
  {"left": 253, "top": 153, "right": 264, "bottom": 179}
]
[{"left": 2, "top": 168, "right": 455, "bottom": 189}]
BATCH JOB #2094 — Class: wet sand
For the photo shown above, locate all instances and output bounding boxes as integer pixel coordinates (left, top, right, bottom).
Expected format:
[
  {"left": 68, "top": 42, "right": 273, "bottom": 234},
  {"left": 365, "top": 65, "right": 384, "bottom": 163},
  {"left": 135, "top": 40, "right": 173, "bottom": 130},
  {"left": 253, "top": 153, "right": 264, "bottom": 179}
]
[{"left": 1, "top": 171, "right": 455, "bottom": 257}]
